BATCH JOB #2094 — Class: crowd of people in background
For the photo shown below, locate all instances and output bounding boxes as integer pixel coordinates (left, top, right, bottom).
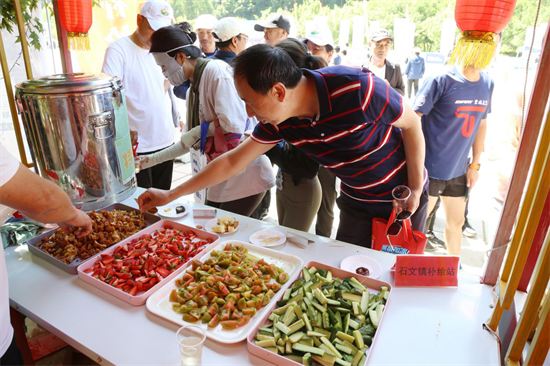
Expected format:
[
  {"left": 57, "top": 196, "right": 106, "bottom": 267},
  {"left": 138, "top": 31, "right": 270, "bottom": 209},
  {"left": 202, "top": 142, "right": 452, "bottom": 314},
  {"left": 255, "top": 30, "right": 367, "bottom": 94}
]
[{"left": 96, "top": 0, "right": 495, "bottom": 258}]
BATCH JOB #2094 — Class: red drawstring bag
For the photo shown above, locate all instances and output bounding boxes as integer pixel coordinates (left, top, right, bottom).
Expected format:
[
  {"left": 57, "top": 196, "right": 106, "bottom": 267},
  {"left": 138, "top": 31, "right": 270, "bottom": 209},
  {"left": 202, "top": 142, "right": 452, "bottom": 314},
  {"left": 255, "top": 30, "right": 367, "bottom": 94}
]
[
  {"left": 371, "top": 210, "right": 427, "bottom": 254},
  {"left": 202, "top": 119, "right": 244, "bottom": 163}
]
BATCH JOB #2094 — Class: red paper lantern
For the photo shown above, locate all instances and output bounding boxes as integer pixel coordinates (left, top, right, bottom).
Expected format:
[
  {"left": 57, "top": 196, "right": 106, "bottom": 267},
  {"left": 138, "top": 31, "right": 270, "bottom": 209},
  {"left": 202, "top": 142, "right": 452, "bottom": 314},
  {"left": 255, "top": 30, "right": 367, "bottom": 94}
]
[
  {"left": 455, "top": 0, "right": 516, "bottom": 33},
  {"left": 57, "top": 0, "right": 93, "bottom": 50},
  {"left": 449, "top": 0, "right": 517, "bottom": 69}
]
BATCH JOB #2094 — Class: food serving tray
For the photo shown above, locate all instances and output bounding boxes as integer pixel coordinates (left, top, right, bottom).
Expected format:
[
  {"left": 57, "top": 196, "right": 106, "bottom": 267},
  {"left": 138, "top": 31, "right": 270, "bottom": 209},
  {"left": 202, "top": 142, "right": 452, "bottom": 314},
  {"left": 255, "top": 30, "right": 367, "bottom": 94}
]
[
  {"left": 77, "top": 220, "right": 220, "bottom": 306},
  {"left": 246, "top": 261, "right": 392, "bottom": 366},
  {"left": 27, "top": 203, "right": 160, "bottom": 275},
  {"left": 146, "top": 240, "right": 304, "bottom": 344}
]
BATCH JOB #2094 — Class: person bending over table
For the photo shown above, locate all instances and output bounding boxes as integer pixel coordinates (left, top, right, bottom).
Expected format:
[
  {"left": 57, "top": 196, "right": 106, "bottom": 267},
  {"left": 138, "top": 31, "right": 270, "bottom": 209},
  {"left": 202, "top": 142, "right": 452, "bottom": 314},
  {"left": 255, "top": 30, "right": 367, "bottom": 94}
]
[
  {"left": 0, "top": 143, "right": 92, "bottom": 365},
  {"left": 138, "top": 44, "right": 429, "bottom": 248}
]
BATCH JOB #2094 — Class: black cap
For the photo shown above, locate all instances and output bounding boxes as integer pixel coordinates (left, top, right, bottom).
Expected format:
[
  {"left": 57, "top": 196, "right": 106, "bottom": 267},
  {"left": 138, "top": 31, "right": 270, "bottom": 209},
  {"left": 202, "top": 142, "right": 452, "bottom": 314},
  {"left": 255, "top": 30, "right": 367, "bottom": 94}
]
[{"left": 254, "top": 14, "right": 291, "bottom": 34}]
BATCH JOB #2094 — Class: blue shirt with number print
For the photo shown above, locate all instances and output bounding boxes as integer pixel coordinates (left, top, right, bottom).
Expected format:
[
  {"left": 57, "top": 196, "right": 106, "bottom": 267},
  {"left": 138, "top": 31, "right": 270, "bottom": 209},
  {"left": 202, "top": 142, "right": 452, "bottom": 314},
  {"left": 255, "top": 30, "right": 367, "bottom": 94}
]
[{"left": 413, "top": 66, "right": 494, "bottom": 180}]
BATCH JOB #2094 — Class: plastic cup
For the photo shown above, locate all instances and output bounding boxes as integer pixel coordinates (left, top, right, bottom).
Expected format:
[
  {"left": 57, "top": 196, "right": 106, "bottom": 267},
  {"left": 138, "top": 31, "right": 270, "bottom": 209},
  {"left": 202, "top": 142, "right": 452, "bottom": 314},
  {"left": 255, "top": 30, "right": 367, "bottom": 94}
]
[
  {"left": 176, "top": 325, "right": 206, "bottom": 366},
  {"left": 392, "top": 185, "right": 411, "bottom": 211},
  {"left": 134, "top": 156, "right": 143, "bottom": 174}
]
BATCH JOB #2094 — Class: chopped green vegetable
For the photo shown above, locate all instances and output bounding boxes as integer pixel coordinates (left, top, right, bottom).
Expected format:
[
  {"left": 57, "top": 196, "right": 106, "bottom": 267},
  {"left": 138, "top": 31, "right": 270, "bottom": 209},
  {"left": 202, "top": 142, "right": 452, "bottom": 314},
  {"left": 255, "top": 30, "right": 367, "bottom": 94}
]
[
  {"left": 254, "top": 266, "right": 389, "bottom": 364},
  {"left": 292, "top": 343, "right": 325, "bottom": 356},
  {"left": 303, "top": 352, "right": 312, "bottom": 366}
]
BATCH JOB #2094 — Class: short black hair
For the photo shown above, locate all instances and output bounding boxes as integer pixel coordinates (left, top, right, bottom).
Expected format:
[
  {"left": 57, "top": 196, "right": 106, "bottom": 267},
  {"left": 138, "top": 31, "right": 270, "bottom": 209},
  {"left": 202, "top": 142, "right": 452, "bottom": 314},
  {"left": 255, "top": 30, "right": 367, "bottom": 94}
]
[
  {"left": 231, "top": 44, "right": 302, "bottom": 95},
  {"left": 276, "top": 38, "right": 327, "bottom": 70},
  {"left": 335, "top": 46, "right": 340, "bottom": 53},
  {"left": 150, "top": 25, "right": 202, "bottom": 59}
]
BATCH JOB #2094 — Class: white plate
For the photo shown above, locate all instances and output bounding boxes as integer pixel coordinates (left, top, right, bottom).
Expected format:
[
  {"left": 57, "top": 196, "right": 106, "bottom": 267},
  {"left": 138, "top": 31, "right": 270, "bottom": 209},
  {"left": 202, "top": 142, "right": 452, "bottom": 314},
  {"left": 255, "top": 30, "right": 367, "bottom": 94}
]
[
  {"left": 146, "top": 240, "right": 303, "bottom": 343},
  {"left": 157, "top": 202, "right": 189, "bottom": 219},
  {"left": 340, "top": 255, "right": 383, "bottom": 279},
  {"left": 249, "top": 228, "right": 286, "bottom": 247},
  {"left": 204, "top": 217, "right": 240, "bottom": 235}
]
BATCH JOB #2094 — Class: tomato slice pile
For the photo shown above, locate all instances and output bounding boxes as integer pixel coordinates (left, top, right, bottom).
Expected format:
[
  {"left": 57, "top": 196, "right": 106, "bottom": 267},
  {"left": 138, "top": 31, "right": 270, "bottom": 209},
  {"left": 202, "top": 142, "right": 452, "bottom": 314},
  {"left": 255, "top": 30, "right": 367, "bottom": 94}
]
[{"left": 84, "top": 227, "right": 212, "bottom": 296}]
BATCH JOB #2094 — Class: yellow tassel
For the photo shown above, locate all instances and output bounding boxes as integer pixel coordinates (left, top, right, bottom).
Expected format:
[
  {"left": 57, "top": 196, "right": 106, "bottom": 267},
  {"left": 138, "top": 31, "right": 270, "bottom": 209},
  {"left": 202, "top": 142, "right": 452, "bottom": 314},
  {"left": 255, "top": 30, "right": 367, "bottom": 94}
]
[
  {"left": 67, "top": 32, "right": 91, "bottom": 51},
  {"left": 448, "top": 31, "right": 497, "bottom": 70}
]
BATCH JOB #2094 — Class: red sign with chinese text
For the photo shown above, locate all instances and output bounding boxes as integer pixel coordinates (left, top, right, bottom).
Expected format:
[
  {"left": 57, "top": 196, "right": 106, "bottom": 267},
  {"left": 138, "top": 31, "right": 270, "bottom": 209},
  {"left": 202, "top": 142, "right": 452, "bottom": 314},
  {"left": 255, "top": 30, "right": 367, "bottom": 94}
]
[{"left": 394, "top": 255, "right": 460, "bottom": 287}]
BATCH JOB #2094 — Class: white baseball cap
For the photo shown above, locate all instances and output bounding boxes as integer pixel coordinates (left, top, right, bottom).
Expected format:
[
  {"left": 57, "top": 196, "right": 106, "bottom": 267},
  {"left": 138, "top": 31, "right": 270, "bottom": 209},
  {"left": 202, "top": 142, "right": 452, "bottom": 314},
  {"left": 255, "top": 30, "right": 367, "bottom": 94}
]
[
  {"left": 195, "top": 14, "right": 217, "bottom": 30},
  {"left": 306, "top": 26, "right": 334, "bottom": 47},
  {"left": 139, "top": 0, "right": 173, "bottom": 31},
  {"left": 213, "top": 17, "right": 245, "bottom": 42}
]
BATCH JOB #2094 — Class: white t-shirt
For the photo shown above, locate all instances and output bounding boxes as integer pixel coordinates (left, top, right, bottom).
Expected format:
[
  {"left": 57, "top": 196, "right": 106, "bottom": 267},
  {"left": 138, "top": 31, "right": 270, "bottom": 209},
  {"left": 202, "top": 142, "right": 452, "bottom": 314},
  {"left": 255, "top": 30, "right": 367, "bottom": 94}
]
[
  {"left": 102, "top": 36, "right": 174, "bottom": 153},
  {"left": 182, "top": 60, "right": 275, "bottom": 202},
  {"left": 0, "top": 144, "right": 20, "bottom": 357},
  {"left": 371, "top": 63, "right": 386, "bottom": 81}
]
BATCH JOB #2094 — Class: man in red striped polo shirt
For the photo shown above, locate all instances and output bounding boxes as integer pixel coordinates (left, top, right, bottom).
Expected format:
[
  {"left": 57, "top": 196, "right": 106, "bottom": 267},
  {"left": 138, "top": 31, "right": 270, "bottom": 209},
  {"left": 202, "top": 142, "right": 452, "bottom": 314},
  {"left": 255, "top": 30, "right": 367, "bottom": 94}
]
[{"left": 138, "top": 44, "right": 428, "bottom": 248}]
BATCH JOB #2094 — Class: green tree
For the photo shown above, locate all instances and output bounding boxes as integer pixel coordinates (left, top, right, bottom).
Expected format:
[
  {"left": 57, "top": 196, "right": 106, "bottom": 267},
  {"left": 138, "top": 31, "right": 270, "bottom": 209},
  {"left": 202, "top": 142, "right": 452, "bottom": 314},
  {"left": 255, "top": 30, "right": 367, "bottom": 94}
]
[
  {"left": 409, "top": 0, "right": 454, "bottom": 52},
  {"left": 500, "top": 0, "right": 550, "bottom": 56},
  {"left": 365, "top": 0, "right": 406, "bottom": 31},
  {"left": 212, "top": 0, "right": 255, "bottom": 19},
  {"left": 170, "top": 0, "right": 548, "bottom": 57},
  {"left": 170, "top": 0, "right": 214, "bottom": 22},
  {"left": 268, "top": 0, "right": 367, "bottom": 45},
  {"left": 0, "top": 0, "right": 44, "bottom": 50}
]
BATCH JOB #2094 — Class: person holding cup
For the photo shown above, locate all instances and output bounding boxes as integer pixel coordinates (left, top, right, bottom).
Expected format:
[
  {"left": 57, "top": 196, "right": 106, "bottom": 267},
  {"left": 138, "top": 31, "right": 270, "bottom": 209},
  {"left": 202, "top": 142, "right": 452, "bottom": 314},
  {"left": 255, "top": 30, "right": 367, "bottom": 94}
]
[{"left": 138, "top": 44, "right": 429, "bottom": 248}]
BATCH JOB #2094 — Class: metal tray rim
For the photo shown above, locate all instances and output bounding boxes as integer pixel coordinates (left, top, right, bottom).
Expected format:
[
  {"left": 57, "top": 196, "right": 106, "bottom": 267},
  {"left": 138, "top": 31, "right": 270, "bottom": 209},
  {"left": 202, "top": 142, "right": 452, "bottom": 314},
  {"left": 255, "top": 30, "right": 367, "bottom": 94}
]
[{"left": 27, "top": 203, "right": 161, "bottom": 274}]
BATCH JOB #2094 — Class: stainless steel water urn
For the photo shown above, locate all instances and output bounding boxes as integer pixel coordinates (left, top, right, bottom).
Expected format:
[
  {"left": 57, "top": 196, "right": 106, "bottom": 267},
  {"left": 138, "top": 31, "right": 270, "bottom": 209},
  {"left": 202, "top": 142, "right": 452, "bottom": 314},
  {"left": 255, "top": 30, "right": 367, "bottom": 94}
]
[{"left": 15, "top": 73, "right": 137, "bottom": 211}]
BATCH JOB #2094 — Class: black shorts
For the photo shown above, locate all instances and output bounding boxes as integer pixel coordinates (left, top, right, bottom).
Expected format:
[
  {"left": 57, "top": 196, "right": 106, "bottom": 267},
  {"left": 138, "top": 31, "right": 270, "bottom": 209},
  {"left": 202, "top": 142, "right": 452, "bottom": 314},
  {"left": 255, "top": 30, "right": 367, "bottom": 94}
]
[{"left": 428, "top": 174, "right": 467, "bottom": 197}]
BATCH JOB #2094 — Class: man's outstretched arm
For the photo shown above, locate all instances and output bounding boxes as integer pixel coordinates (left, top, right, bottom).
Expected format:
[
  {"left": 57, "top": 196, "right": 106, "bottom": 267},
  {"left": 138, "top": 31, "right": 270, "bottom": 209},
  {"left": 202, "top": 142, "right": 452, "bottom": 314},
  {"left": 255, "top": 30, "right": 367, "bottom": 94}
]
[{"left": 138, "top": 138, "right": 275, "bottom": 212}]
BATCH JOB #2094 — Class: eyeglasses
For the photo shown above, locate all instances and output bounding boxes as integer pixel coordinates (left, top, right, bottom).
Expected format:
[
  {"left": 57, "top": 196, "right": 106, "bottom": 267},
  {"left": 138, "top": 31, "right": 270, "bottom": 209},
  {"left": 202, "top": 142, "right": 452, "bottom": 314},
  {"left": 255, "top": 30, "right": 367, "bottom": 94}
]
[{"left": 386, "top": 210, "right": 413, "bottom": 253}]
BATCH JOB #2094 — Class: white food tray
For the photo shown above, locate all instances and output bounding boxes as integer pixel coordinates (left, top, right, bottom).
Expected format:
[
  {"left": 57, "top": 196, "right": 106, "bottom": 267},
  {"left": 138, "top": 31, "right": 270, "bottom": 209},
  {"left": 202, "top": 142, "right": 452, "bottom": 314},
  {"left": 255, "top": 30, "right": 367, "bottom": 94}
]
[{"left": 146, "top": 240, "right": 304, "bottom": 344}]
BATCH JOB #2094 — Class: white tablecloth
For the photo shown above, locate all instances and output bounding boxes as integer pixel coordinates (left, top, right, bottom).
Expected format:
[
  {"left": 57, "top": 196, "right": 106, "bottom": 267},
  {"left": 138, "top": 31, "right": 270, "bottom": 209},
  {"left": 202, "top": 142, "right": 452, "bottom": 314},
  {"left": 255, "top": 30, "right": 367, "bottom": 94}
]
[{"left": 5, "top": 188, "right": 500, "bottom": 365}]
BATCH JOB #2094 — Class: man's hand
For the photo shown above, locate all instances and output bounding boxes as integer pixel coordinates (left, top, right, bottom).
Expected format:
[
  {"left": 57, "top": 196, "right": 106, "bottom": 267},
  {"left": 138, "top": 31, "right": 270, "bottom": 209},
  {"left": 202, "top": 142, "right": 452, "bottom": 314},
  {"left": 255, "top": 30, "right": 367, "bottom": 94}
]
[
  {"left": 59, "top": 210, "right": 93, "bottom": 237},
  {"left": 130, "top": 130, "right": 139, "bottom": 145},
  {"left": 393, "top": 189, "right": 421, "bottom": 215},
  {"left": 179, "top": 121, "right": 185, "bottom": 132},
  {"left": 138, "top": 188, "right": 172, "bottom": 213},
  {"left": 466, "top": 167, "right": 479, "bottom": 189}
]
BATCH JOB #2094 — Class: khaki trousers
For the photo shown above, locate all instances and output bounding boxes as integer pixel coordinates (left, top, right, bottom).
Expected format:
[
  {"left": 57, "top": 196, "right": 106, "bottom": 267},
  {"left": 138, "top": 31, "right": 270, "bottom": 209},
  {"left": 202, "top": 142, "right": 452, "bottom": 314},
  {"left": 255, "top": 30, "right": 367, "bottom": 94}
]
[
  {"left": 276, "top": 172, "right": 322, "bottom": 232},
  {"left": 315, "top": 167, "right": 337, "bottom": 237}
]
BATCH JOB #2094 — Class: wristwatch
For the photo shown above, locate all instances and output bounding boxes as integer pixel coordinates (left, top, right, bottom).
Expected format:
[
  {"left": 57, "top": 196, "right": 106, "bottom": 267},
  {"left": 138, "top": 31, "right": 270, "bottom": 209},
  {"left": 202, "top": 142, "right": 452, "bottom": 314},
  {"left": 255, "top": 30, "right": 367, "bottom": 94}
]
[{"left": 469, "top": 163, "right": 481, "bottom": 171}]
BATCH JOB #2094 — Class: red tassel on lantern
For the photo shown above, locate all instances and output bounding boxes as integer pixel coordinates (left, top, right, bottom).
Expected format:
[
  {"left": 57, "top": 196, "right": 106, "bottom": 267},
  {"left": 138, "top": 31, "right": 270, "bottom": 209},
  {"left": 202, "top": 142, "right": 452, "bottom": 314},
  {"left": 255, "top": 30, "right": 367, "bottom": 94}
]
[
  {"left": 58, "top": 0, "right": 93, "bottom": 51},
  {"left": 449, "top": 0, "right": 516, "bottom": 69}
]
